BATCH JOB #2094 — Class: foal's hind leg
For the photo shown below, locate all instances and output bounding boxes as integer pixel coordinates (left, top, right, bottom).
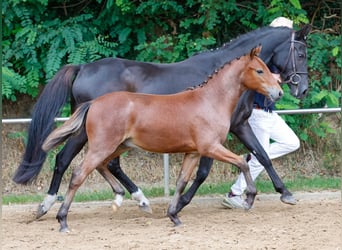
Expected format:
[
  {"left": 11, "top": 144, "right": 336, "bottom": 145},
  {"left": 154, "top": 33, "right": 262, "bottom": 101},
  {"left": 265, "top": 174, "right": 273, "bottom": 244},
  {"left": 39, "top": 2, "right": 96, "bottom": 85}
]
[
  {"left": 56, "top": 152, "right": 106, "bottom": 232},
  {"left": 167, "top": 153, "right": 200, "bottom": 226}
]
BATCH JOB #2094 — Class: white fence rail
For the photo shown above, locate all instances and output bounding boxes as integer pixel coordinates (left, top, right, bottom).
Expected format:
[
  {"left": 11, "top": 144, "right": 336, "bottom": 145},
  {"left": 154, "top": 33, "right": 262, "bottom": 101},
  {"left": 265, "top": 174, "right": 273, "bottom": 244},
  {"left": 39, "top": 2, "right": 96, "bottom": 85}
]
[
  {"left": 2, "top": 108, "right": 341, "bottom": 124},
  {"left": 2, "top": 107, "right": 341, "bottom": 195}
]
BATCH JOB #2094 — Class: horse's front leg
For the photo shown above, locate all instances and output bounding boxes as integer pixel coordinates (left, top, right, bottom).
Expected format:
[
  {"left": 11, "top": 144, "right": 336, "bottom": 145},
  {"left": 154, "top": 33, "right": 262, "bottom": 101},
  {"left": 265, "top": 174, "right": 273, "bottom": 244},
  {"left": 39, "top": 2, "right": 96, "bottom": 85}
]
[
  {"left": 96, "top": 167, "right": 126, "bottom": 212},
  {"left": 167, "top": 153, "right": 200, "bottom": 226},
  {"left": 37, "top": 131, "right": 88, "bottom": 219},
  {"left": 108, "top": 157, "right": 152, "bottom": 213},
  {"left": 173, "top": 157, "right": 213, "bottom": 214},
  {"left": 231, "top": 122, "right": 295, "bottom": 204}
]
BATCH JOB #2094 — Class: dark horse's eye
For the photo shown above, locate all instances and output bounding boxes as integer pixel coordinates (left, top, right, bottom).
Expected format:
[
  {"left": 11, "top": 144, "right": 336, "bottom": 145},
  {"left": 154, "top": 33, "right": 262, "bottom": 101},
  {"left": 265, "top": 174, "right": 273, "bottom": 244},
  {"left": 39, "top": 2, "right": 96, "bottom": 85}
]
[{"left": 256, "top": 69, "right": 263, "bottom": 74}]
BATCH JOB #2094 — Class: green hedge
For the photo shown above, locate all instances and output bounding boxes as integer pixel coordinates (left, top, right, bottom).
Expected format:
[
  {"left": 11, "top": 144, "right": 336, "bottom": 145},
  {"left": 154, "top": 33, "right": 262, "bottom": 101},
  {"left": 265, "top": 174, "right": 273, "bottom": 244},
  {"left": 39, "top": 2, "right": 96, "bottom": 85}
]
[{"left": 2, "top": 0, "right": 341, "bottom": 143}]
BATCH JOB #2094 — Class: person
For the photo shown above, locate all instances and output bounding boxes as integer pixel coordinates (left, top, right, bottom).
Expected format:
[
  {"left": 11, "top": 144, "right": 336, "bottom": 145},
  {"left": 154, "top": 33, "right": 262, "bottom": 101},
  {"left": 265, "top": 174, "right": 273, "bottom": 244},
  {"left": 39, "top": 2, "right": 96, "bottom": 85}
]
[{"left": 222, "top": 17, "right": 300, "bottom": 209}]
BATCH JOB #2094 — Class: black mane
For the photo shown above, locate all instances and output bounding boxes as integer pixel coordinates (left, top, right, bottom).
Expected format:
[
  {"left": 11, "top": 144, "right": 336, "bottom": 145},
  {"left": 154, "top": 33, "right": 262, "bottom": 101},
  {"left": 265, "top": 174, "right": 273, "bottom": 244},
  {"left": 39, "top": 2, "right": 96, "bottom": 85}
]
[{"left": 186, "top": 26, "right": 292, "bottom": 90}]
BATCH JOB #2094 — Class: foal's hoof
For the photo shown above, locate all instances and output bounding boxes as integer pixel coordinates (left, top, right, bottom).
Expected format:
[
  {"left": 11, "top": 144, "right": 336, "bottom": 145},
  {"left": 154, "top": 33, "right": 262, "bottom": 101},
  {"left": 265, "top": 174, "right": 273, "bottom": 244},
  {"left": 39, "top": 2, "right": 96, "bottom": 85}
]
[
  {"left": 139, "top": 204, "right": 153, "bottom": 214},
  {"left": 36, "top": 204, "right": 48, "bottom": 219},
  {"left": 112, "top": 203, "right": 119, "bottom": 212},
  {"left": 280, "top": 194, "right": 297, "bottom": 205}
]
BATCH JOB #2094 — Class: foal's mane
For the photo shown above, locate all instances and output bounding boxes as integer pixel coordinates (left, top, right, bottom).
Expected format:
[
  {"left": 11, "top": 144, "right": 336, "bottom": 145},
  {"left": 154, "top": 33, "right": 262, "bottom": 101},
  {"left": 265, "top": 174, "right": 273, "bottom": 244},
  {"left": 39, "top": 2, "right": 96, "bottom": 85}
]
[{"left": 186, "top": 54, "right": 244, "bottom": 91}]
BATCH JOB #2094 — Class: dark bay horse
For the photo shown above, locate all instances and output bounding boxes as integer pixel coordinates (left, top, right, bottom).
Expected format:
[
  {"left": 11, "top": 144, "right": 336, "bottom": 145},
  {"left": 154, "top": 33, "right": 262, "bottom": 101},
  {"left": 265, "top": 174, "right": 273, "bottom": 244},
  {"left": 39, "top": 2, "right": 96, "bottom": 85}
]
[
  {"left": 42, "top": 47, "right": 283, "bottom": 231},
  {"left": 13, "top": 25, "right": 311, "bottom": 218}
]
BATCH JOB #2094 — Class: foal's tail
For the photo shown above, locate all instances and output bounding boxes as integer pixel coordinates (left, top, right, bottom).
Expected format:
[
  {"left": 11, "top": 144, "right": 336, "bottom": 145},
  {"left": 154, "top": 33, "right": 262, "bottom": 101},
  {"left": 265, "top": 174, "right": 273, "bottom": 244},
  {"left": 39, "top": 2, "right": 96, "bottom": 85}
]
[
  {"left": 42, "top": 102, "right": 91, "bottom": 152},
  {"left": 13, "top": 65, "right": 81, "bottom": 184}
]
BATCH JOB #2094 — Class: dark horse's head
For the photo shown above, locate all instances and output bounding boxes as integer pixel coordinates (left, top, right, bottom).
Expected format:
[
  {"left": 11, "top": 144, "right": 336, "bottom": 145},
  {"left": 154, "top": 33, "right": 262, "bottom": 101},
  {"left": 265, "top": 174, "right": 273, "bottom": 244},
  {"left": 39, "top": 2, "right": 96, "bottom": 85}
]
[{"left": 269, "top": 24, "right": 311, "bottom": 99}]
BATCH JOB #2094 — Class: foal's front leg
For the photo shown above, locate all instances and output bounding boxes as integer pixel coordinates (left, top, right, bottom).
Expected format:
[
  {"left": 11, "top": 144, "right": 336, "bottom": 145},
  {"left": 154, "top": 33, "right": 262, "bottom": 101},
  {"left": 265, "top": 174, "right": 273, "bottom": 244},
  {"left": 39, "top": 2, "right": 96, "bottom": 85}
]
[
  {"left": 206, "top": 144, "right": 257, "bottom": 209},
  {"left": 167, "top": 153, "right": 200, "bottom": 226}
]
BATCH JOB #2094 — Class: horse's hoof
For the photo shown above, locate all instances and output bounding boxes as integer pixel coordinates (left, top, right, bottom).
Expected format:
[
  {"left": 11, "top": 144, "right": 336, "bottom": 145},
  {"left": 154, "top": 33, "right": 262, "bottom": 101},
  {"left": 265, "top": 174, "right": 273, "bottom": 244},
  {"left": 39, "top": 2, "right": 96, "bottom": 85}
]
[
  {"left": 139, "top": 204, "right": 153, "bottom": 214},
  {"left": 280, "top": 194, "right": 297, "bottom": 205},
  {"left": 173, "top": 219, "right": 182, "bottom": 227},
  {"left": 244, "top": 195, "right": 255, "bottom": 210},
  {"left": 36, "top": 194, "right": 57, "bottom": 219},
  {"left": 168, "top": 214, "right": 182, "bottom": 226},
  {"left": 242, "top": 201, "right": 252, "bottom": 210},
  {"left": 36, "top": 204, "right": 48, "bottom": 219},
  {"left": 59, "top": 226, "right": 70, "bottom": 233}
]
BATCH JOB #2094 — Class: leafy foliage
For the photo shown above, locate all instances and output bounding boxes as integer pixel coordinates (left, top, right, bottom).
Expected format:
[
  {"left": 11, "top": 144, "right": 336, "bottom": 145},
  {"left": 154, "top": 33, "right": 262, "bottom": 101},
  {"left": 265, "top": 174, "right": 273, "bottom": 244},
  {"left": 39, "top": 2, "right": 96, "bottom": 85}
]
[{"left": 2, "top": 0, "right": 341, "bottom": 145}]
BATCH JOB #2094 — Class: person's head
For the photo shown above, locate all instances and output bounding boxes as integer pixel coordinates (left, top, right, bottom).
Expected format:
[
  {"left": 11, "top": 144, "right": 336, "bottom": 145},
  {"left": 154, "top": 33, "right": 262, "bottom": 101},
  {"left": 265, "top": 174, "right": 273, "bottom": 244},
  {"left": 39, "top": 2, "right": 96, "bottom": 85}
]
[
  {"left": 268, "top": 17, "right": 293, "bottom": 82},
  {"left": 270, "top": 17, "right": 293, "bottom": 28}
]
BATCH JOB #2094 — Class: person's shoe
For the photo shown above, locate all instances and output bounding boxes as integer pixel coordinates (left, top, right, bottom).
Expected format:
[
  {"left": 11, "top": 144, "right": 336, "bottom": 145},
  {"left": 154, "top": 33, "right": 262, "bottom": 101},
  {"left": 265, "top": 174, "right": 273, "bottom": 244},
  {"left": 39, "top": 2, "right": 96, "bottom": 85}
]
[{"left": 221, "top": 191, "right": 246, "bottom": 209}]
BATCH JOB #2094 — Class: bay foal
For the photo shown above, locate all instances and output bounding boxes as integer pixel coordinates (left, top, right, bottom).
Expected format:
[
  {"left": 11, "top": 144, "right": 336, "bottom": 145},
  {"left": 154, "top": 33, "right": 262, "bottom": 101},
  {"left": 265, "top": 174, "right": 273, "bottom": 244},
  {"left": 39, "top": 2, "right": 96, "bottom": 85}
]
[{"left": 43, "top": 46, "right": 283, "bottom": 232}]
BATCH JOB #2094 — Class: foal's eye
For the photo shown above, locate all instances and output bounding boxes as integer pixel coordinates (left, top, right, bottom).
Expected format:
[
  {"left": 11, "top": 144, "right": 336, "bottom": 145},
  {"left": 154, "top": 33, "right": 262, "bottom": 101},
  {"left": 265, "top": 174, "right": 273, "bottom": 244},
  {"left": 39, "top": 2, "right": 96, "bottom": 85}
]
[{"left": 256, "top": 69, "right": 263, "bottom": 74}]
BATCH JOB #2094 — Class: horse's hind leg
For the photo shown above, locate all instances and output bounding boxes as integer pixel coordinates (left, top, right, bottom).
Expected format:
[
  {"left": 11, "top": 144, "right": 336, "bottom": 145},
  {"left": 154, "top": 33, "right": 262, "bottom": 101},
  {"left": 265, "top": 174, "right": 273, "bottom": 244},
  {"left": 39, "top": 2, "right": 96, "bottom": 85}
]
[
  {"left": 37, "top": 131, "right": 88, "bottom": 219},
  {"left": 108, "top": 158, "right": 151, "bottom": 213},
  {"left": 167, "top": 153, "right": 200, "bottom": 226}
]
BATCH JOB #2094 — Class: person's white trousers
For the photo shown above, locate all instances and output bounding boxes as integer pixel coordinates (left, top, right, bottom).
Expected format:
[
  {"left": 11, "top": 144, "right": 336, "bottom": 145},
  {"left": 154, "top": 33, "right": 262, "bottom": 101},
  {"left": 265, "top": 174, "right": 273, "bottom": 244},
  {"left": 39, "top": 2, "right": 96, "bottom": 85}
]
[{"left": 231, "top": 109, "right": 300, "bottom": 196}]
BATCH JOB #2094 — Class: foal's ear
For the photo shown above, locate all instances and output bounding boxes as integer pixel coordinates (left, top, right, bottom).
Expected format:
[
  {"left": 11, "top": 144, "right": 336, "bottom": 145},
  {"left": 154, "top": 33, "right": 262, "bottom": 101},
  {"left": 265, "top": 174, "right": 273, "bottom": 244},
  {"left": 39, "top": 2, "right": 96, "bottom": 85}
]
[{"left": 250, "top": 45, "right": 262, "bottom": 58}]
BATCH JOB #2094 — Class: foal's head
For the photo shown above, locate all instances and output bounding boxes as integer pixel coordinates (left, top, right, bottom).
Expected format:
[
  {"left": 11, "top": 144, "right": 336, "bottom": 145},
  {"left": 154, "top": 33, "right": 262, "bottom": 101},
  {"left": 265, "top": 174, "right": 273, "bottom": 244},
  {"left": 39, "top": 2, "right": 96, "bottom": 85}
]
[{"left": 242, "top": 46, "right": 283, "bottom": 101}]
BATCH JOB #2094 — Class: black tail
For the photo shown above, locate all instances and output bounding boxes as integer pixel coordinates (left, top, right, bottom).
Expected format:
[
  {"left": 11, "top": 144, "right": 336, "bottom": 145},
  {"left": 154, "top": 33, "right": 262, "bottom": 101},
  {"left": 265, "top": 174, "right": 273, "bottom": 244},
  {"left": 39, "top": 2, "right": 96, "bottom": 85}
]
[{"left": 13, "top": 65, "right": 81, "bottom": 184}]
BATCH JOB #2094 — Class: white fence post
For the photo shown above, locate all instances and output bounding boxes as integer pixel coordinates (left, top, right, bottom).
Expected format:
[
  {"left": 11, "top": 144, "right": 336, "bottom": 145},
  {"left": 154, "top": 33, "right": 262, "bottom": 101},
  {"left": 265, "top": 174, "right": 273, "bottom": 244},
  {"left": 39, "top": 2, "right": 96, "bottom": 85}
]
[{"left": 163, "top": 154, "right": 170, "bottom": 197}]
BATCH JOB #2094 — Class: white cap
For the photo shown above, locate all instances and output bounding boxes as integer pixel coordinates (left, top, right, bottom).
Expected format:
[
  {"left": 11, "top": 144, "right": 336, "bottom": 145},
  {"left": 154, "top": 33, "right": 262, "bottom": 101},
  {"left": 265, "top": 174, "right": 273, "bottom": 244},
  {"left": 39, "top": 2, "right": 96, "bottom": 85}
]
[{"left": 270, "top": 17, "right": 293, "bottom": 28}]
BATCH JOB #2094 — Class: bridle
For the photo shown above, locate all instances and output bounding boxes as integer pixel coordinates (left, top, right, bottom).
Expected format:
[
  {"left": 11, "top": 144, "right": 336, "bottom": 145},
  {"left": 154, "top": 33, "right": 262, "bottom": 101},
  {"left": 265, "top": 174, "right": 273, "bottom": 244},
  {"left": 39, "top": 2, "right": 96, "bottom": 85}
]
[{"left": 280, "top": 32, "right": 308, "bottom": 87}]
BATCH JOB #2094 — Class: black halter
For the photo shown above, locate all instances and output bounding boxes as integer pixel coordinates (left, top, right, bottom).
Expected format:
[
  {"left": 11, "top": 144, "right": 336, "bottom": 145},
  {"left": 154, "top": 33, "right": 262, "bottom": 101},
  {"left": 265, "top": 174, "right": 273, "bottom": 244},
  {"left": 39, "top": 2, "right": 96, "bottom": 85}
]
[{"left": 281, "top": 32, "right": 308, "bottom": 86}]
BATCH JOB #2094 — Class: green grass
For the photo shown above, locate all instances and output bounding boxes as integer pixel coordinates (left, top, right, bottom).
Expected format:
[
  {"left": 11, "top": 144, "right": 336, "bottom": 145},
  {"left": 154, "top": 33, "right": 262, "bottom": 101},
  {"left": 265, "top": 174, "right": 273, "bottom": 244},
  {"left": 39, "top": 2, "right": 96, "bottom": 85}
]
[{"left": 2, "top": 176, "right": 340, "bottom": 205}]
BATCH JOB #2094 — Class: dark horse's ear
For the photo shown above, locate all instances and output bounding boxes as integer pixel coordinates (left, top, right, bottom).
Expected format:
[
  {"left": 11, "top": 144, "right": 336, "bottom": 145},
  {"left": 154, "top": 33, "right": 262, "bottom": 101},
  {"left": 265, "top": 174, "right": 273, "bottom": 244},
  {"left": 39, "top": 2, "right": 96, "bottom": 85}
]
[
  {"left": 295, "top": 24, "right": 311, "bottom": 41},
  {"left": 250, "top": 45, "right": 262, "bottom": 58}
]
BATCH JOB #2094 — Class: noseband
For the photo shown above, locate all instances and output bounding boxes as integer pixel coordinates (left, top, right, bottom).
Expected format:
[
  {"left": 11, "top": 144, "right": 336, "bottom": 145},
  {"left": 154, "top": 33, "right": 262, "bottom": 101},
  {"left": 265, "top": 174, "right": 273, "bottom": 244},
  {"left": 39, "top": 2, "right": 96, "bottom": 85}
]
[{"left": 281, "top": 32, "right": 308, "bottom": 87}]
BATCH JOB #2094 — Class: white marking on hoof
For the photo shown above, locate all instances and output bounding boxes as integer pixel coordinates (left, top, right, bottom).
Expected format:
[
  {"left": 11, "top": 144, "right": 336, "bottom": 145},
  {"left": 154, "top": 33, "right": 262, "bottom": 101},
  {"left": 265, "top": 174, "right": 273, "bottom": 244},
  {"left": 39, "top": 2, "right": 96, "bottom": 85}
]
[
  {"left": 37, "top": 194, "right": 57, "bottom": 219},
  {"left": 132, "top": 189, "right": 150, "bottom": 207},
  {"left": 112, "top": 203, "right": 119, "bottom": 212},
  {"left": 112, "top": 194, "right": 124, "bottom": 212}
]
